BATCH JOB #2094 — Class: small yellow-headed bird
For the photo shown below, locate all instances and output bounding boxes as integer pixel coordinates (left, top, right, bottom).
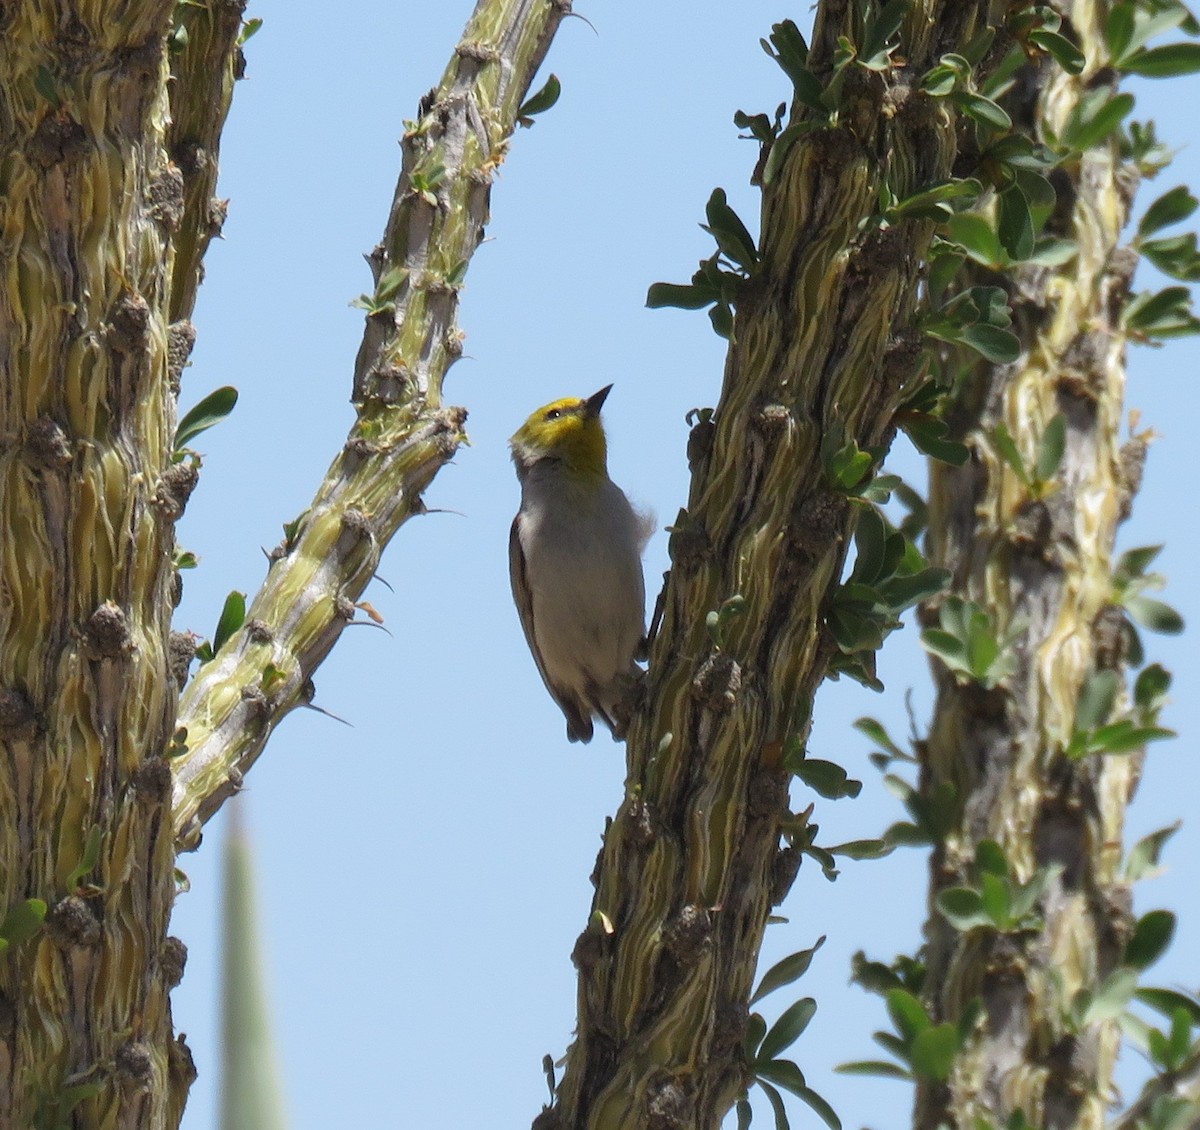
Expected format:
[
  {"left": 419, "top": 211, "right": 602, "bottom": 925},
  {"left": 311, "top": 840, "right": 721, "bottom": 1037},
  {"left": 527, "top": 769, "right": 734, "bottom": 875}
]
[{"left": 509, "top": 385, "right": 649, "bottom": 742}]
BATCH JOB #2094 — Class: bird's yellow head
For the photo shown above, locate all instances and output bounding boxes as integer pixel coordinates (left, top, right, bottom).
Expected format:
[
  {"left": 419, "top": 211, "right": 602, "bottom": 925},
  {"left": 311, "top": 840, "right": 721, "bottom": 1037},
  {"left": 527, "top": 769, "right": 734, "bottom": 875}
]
[{"left": 510, "top": 385, "right": 612, "bottom": 479}]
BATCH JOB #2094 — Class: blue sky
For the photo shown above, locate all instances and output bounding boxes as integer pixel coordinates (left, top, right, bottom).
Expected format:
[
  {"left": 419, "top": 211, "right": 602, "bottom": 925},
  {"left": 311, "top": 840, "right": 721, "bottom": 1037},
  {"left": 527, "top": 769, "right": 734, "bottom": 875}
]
[{"left": 168, "top": 4, "right": 1200, "bottom": 1127}]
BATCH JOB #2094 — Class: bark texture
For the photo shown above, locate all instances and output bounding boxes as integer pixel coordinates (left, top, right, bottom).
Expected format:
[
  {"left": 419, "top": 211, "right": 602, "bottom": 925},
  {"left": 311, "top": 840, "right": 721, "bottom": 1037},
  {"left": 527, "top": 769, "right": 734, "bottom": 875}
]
[
  {"left": 0, "top": 1, "right": 241, "bottom": 1123},
  {"left": 917, "top": 5, "right": 1141, "bottom": 1129},
  {"left": 546, "top": 4, "right": 1006, "bottom": 1127}
]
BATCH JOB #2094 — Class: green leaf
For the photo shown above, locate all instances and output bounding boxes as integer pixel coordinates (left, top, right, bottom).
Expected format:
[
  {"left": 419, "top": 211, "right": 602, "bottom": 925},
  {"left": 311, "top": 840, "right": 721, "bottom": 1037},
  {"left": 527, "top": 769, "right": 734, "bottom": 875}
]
[
  {"left": 758, "top": 1080, "right": 791, "bottom": 1130},
  {"left": 850, "top": 505, "right": 887, "bottom": 582},
  {"left": 1140, "top": 232, "right": 1200, "bottom": 281},
  {"left": 1117, "top": 544, "right": 1162, "bottom": 578},
  {"left": 212, "top": 590, "right": 247, "bottom": 654},
  {"left": 921, "top": 54, "right": 967, "bottom": 96},
  {"left": 1010, "top": 864, "right": 1058, "bottom": 922},
  {"left": 1106, "top": 2, "right": 1135, "bottom": 61},
  {"left": 824, "top": 649, "right": 883, "bottom": 693},
  {"left": 793, "top": 759, "right": 862, "bottom": 800},
  {"left": 1124, "top": 286, "right": 1200, "bottom": 338},
  {"left": 1127, "top": 286, "right": 1196, "bottom": 327},
  {"left": 646, "top": 282, "right": 718, "bottom": 310},
  {"left": 1029, "top": 29, "right": 1086, "bottom": 73},
  {"left": 758, "top": 998, "right": 817, "bottom": 1063},
  {"left": 873, "top": 1030, "right": 912, "bottom": 1060},
  {"left": 764, "top": 20, "right": 825, "bottom": 110},
  {"left": 752, "top": 937, "right": 826, "bottom": 1005},
  {"left": 880, "top": 568, "right": 950, "bottom": 611},
  {"left": 1029, "top": 236, "right": 1078, "bottom": 266},
  {"left": 1090, "top": 721, "right": 1175, "bottom": 755},
  {"left": 979, "top": 872, "right": 1011, "bottom": 927},
  {"left": 831, "top": 448, "right": 874, "bottom": 491},
  {"left": 1125, "top": 596, "right": 1184, "bottom": 634},
  {"left": 992, "top": 421, "right": 1030, "bottom": 484},
  {"left": 1063, "top": 91, "right": 1134, "bottom": 152},
  {"left": 997, "top": 185, "right": 1034, "bottom": 261},
  {"left": 1137, "top": 987, "right": 1200, "bottom": 1025},
  {"left": 735, "top": 109, "right": 781, "bottom": 145},
  {"left": 921, "top": 627, "right": 967, "bottom": 666},
  {"left": 744, "top": 1012, "right": 768, "bottom": 1059},
  {"left": 953, "top": 91, "right": 1012, "bottom": 131},
  {"left": 965, "top": 621, "right": 1000, "bottom": 681},
  {"left": 859, "top": 0, "right": 907, "bottom": 68},
  {"left": 886, "top": 988, "right": 930, "bottom": 1041},
  {"left": 902, "top": 415, "right": 971, "bottom": 464},
  {"left": 937, "top": 887, "right": 992, "bottom": 931},
  {"left": 909, "top": 1023, "right": 959, "bottom": 1081},
  {"left": 737, "top": 1099, "right": 754, "bottom": 1130},
  {"left": 703, "top": 188, "right": 759, "bottom": 269},
  {"left": 860, "top": 473, "right": 903, "bottom": 505},
  {"left": 801, "top": 840, "right": 840, "bottom": 881},
  {"left": 1035, "top": 414, "right": 1066, "bottom": 482},
  {"left": 1083, "top": 967, "right": 1138, "bottom": 1025},
  {"left": 1139, "top": 186, "right": 1199, "bottom": 237},
  {"left": 709, "top": 301, "right": 734, "bottom": 339},
  {"left": 884, "top": 820, "right": 931, "bottom": 848},
  {"left": 237, "top": 16, "right": 263, "bottom": 45},
  {"left": 0, "top": 898, "right": 47, "bottom": 948},
  {"left": 1125, "top": 909, "right": 1176, "bottom": 969},
  {"left": 827, "top": 592, "right": 888, "bottom": 653},
  {"left": 1127, "top": 118, "right": 1174, "bottom": 174},
  {"left": 959, "top": 323, "right": 1020, "bottom": 364},
  {"left": 828, "top": 838, "right": 893, "bottom": 860},
  {"left": 756, "top": 1058, "right": 807, "bottom": 1097},
  {"left": 1122, "top": 42, "right": 1200, "bottom": 77},
  {"left": 946, "top": 212, "right": 1006, "bottom": 267},
  {"left": 174, "top": 385, "right": 239, "bottom": 451},
  {"left": 517, "top": 73, "right": 561, "bottom": 123},
  {"left": 975, "top": 839, "right": 1008, "bottom": 878},
  {"left": 1125, "top": 821, "right": 1180, "bottom": 881},
  {"left": 34, "top": 64, "right": 61, "bottom": 107},
  {"left": 835, "top": 1060, "right": 912, "bottom": 1079},
  {"left": 1076, "top": 669, "right": 1119, "bottom": 731},
  {"left": 65, "top": 826, "right": 103, "bottom": 892},
  {"left": 1165, "top": 1006, "right": 1194, "bottom": 1068},
  {"left": 854, "top": 717, "right": 908, "bottom": 760},
  {"left": 797, "top": 1084, "right": 841, "bottom": 1130},
  {"left": 889, "top": 178, "right": 981, "bottom": 221}
]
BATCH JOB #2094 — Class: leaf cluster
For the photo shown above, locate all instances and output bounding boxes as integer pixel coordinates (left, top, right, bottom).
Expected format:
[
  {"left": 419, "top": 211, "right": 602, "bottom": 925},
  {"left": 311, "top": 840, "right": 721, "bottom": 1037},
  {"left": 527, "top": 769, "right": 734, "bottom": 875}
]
[
  {"left": 936, "top": 840, "right": 1060, "bottom": 934},
  {"left": 920, "top": 596, "right": 1021, "bottom": 690},
  {"left": 826, "top": 508, "right": 949, "bottom": 691},
  {"left": 739, "top": 938, "right": 841, "bottom": 1130}
]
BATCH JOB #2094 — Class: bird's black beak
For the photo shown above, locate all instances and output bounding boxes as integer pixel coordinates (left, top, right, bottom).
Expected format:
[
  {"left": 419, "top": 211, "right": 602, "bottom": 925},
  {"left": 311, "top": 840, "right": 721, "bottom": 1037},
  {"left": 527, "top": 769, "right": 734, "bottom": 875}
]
[{"left": 585, "top": 384, "right": 613, "bottom": 418}]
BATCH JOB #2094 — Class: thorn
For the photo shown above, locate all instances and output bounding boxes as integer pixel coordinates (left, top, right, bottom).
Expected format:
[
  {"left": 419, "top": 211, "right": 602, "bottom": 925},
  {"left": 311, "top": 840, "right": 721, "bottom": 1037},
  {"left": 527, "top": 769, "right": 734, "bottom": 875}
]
[
  {"left": 563, "top": 11, "right": 598, "bottom": 35},
  {"left": 346, "top": 619, "right": 393, "bottom": 638},
  {"left": 303, "top": 702, "right": 353, "bottom": 727}
]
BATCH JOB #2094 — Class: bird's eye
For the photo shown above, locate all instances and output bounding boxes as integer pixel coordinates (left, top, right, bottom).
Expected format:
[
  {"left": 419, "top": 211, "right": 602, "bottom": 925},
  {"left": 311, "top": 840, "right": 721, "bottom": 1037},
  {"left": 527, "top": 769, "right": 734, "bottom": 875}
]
[{"left": 545, "top": 408, "right": 562, "bottom": 421}]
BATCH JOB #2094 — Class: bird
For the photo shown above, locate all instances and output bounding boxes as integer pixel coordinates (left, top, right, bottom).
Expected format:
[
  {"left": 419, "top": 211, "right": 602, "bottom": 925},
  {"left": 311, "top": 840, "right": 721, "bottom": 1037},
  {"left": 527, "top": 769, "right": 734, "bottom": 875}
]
[{"left": 508, "top": 384, "right": 650, "bottom": 742}]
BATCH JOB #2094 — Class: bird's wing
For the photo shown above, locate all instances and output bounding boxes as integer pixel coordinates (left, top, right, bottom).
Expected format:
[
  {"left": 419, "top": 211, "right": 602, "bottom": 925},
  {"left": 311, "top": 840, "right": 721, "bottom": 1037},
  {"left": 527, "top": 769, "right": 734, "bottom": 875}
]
[
  {"left": 508, "top": 514, "right": 544, "bottom": 675},
  {"left": 508, "top": 514, "right": 592, "bottom": 741}
]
